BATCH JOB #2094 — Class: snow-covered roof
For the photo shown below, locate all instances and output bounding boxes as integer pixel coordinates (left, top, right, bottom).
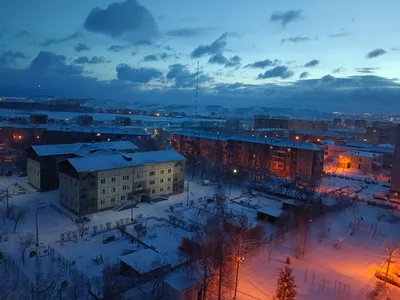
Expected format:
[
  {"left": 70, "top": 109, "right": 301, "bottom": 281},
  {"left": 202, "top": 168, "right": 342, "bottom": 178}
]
[
  {"left": 31, "top": 140, "right": 138, "bottom": 157},
  {"left": 342, "top": 150, "right": 383, "bottom": 158},
  {"left": 118, "top": 249, "right": 166, "bottom": 274},
  {"left": 257, "top": 205, "right": 283, "bottom": 218},
  {"left": 171, "top": 130, "right": 323, "bottom": 151},
  {"left": 65, "top": 149, "right": 185, "bottom": 173},
  {"left": 164, "top": 268, "right": 201, "bottom": 292}
]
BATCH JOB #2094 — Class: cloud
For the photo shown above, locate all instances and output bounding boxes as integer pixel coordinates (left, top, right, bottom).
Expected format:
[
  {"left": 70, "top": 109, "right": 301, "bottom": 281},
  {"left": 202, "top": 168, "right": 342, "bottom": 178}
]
[
  {"left": 355, "top": 67, "right": 380, "bottom": 74},
  {"left": 392, "top": 47, "right": 400, "bottom": 51},
  {"left": 143, "top": 54, "right": 159, "bottom": 62},
  {"left": 108, "top": 45, "right": 130, "bottom": 52},
  {"left": 75, "top": 43, "right": 91, "bottom": 53},
  {"left": 29, "top": 51, "right": 83, "bottom": 75},
  {"left": 116, "top": 64, "right": 162, "bottom": 83},
  {"left": 270, "top": 10, "right": 304, "bottom": 27},
  {"left": 190, "top": 32, "right": 237, "bottom": 58},
  {"left": 208, "top": 54, "right": 241, "bottom": 68},
  {"left": 281, "top": 36, "right": 317, "bottom": 44},
  {"left": 166, "top": 64, "right": 213, "bottom": 88},
  {"left": 84, "top": 0, "right": 159, "bottom": 44},
  {"left": 332, "top": 67, "right": 344, "bottom": 74},
  {"left": 366, "top": 48, "right": 386, "bottom": 59},
  {"left": 0, "top": 51, "right": 29, "bottom": 67},
  {"left": 166, "top": 27, "right": 215, "bottom": 37},
  {"left": 41, "top": 31, "right": 82, "bottom": 46},
  {"left": 245, "top": 59, "right": 279, "bottom": 69},
  {"left": 73, "top": 56, "right": 109, "bottom": 64},
  {"left": 328, "top": 32, "right": 351, "bottom": 38},
  {"left": 13, "top": 31, "right": 31, "bottom": 38},
  {"left": 257, "top": 66, "right": 294, "bottom": 79},
  {"left": 299, "top": 72, "right": 309, "bottom": 79},
  {"left": 304, "top": 59, "right": 319, "bottom": 67}
]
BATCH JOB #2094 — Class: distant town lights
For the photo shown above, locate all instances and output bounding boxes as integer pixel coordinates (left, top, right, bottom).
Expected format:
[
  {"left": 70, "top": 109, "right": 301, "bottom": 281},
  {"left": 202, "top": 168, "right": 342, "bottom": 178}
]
[{"left": 96, "top": 133, "right": 101, "bottom": 137}]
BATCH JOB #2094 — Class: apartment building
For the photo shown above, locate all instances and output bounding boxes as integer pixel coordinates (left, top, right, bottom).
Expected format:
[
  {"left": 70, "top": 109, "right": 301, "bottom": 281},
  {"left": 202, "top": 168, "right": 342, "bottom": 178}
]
[
  {"left": 172, "top": 130, "right": 324, "bottom": 184},
  {"left": 27, "top": 141, "right": 138, "bottom": 191},
  {"left": 58, "top": 150, "right": 185, "bottom": 215},
  {"left": 338, "top": 150, "right": 383, "bottom": 174},
  {"left": 254, "top": 116, "right": 289, "bottom": 130},
  {"left": 390, "top": 125, "right": 400, "bottom": 198},
  {"left": 289, "top": 119, "right": 329, "bottom": 131},
  {"left": 366, "top": 122, "right": 397, "bottom": 144}
]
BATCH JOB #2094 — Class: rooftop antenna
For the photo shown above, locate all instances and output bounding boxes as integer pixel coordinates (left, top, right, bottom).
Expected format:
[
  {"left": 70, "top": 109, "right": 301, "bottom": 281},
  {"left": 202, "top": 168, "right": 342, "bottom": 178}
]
[{"left": 195, "top": 61, "right": 199, "bottom": 118}]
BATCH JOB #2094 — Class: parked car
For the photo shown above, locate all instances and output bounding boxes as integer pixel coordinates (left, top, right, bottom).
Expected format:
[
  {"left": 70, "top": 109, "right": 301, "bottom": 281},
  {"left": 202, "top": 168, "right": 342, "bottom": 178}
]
[
  {"left": 338, "top": 174, "right": 344, "bottom": 178},
  {"left": 357, "top": 177, "right": 364, "bottom": 182},
  {"left": 332, "top": 173, "right": 338, "bottom": 177},
  {"left": 373, "top": 193, "right": 388, "bottom": 201},
  {"left": 18, "top": 171, "right": 27, "bottom": 177},
  {"left": 4, "top": 170, "right": 11, "bottom": 177},
  {"left": 365, "top": 178, "right": 373, "bottom": 184},
  {"left": 350, "top": 176, "right": 357, "bottom": 181},
  {"left": 344, "top": 175, "right": 351, "bottom": 179},
  {"left": 349, "top": 193, "right": 358, "bottom": 200}
]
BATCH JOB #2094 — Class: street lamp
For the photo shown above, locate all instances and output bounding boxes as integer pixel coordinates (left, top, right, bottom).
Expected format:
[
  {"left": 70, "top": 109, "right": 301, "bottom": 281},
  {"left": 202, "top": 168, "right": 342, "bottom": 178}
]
[
  {"left": 229, "top": 169, "right": 238, "bottom": 196},
  {"left": 233, "top": 256, "right": 244, "bottom": 299},
  {"left": 0, "top": 183, "right": 17, "bottom": 218}
]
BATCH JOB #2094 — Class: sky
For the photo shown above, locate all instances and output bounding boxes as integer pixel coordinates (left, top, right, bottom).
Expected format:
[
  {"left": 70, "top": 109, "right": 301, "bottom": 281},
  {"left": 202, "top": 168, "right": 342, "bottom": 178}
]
[{"left": 0, "top": 0, "right": 399, "bottom": 113}]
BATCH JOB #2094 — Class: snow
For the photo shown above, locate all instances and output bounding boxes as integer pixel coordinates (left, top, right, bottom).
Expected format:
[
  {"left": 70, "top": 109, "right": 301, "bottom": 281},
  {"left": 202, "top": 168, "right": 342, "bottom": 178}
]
[
  {"left": 257, "top": 206, "right": 283, "bottom": 218},
  {"left": 118, "top": 248, "right": 165, "bottom": 274},
  {"left": 31, "top": 140, "right": 138, "bottom": 157},
  {"left": 164, "top": 268, "right": 201, "bottom": 292},
  {"left": 66, "top": 149, "right": 185, "bottom": 172},
  {"left": 342, "top": 150, "right": 383, "bottom": 158}
]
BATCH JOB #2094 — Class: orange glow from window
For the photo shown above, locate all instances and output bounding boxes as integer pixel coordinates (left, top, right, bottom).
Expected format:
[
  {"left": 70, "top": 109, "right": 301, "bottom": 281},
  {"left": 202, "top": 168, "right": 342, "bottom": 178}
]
[{"left": 295, "top": 136, "right": 299, "bottom": 140}]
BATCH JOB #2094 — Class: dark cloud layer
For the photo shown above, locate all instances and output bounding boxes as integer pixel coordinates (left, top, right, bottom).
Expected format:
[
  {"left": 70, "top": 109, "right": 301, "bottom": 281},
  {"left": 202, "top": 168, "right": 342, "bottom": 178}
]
[
  {"left": 166, "top": 27, "right": 213, "bottom": 37},
  {"left": 366, "top": 48, "right": 386, "bottom": 59},
  {"left": 108, "top": 45, "right": 130, "bottom": 52},
  {"left": 208, "top": 54, "right": 241, "bottom": 68},
  {"left": 75, "top": 43, "right": 91, "bottom": 53},
  {"left": 84, "top": 0, "right": 159, "bottom": 44},
  {"left": 270, "top": 10, "right": 304, "bottom": 27},
  {"left": 167, "top": 64, "right": 212, "bottom": 88},
  {"left": 304, "top": 59, "right": 319, "bottom": 67},
  {"left": 257, "top": 66, "right": 294, "bottom": 79},
  {"left": 332, "top": 67, "right": 344, "bottom": 74},
  {"left": 245, "top": 59, "right": 279, "bottom": 69},
  {"left": 328, "top": 32, "right": 351, "bottom": 38},
  {"left": 281, "top": 36, "right": 317, "bottom": 44},
  {"left": 116, "top": 64, "right": 163, "bottom": 83}
]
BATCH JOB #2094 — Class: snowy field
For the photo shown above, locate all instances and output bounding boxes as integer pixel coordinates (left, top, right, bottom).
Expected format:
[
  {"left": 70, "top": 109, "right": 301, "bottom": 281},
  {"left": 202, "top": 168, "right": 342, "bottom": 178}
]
[
  {"left": 235, "top": 202, "right": 400, "bottom": 300},
  {"left": 2, "top": 174, "right": 400, "bottom": 299}
]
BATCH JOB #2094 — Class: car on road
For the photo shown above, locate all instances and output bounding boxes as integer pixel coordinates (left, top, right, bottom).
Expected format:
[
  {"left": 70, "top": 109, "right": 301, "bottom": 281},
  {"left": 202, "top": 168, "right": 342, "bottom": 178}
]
[{"left": 373, "top": 193, "right": 388, "bottom": 201}]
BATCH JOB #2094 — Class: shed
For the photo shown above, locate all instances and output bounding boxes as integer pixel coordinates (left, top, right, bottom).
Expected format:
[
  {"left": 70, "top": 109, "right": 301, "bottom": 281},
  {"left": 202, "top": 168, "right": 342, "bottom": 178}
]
[{"left": 256, "top": 206, "right": 283, "bottom": 222}]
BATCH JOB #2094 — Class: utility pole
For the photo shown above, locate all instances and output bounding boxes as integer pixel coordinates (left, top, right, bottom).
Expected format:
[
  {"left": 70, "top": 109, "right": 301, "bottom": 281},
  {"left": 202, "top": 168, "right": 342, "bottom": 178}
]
[
  {"left": 233, "top": 257, "right": 244, "bottom": 299},
  {"left": 186, "top": 181, "right": 190, "bottom": 206},
  {"left": 35, "top": 206, "right": 39, "bottom": 247},
  {"left": 385, "top": 249, "right": 394, "bottom": 283}
]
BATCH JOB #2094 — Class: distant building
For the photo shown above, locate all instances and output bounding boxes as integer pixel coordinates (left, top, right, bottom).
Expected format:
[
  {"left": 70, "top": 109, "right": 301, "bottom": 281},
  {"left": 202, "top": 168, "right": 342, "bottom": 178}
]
[
  {"left": 77, "top": 115, "right": 93, "bottom": 126},
  {"left": 254, "top": 116, "right": 289, "bottom": 130},
  {"left": 338, "top": 150, "right": 383, "bottom": 174},
  {"left": 30, "top": 114, "right": 48, "bottom": 124},
  {"left": 114, "top": 116, "right": 133, "bottom": 126},
  {"left": 333, "top": 117, "right": 342, "bottom": 127},
  {"left": 289, "top": 119, "right": 329, "bottom": 131},
  {"left": 26, "top": 141, "right": 138, "bottom": 191},
  {"left": 390, "top": 125, "right": 400, "bottom": 198},
  {"left": 354, "top": 119, "right": 368, "bottom": 130},
  {"left": 58, "top": 150, "right": 185, "bottom": 215},
  {"left": 172, "top": 130, "right": 324, "bottom": 184},
  {"left": 366, "top": 121, "right": 397, "bottom": 144}
]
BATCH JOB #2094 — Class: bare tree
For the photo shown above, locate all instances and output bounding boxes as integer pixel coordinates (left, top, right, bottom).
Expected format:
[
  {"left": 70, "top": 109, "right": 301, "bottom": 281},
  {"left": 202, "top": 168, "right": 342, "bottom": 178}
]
[
  {"left": 33, "top": 267, "right": 65, "bottom": 300},
  {"left": 101, "top": 261, "right": 126, "bottom": 300},
  {"left": 17, "top": 232, "right": 35, "bottom": 265},
  {"left": 0, "top": 267, "right": 32, "bottom": 300},
  {"left": 75, "top": 216, "right": 91, "bottom": 238},
  {"left": 10, "top": 206, "right": 27, "bottom": 232}
]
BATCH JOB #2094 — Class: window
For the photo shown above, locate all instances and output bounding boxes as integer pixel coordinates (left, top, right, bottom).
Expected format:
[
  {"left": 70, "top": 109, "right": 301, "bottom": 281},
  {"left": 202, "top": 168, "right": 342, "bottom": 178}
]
[
  {"left": 168, "top": 169, "right": 172, "bottom": 173},
  {"left": 149, "top": 171, "right": 155, "bottom": 176},
  {"left": 167, "top": 186, "right": 171, "bottom": 191},
  {"left": 112, "top": 187, "right": 116, "bottom": 192},
  {"left": 168, "top": 178, "right": 171, "bottom": 182},
  {"left": 100, "top": 179, "right": 106, "bottom": 184},
  {"left": 111, "top": 177, "right": 116, "bottom": 183},
  {"left": 160, "top": 170, "right": 164, "bottom": 175},
  {"left": 160, "top": 187, "right": 164, "bottom": 192},
  {"left": 101, "top": 189, "right": 106, "bottom": 195},
  {"left": 111, "top": 197, "right": 116, "bottom": 203},
  {"left": 100, "top": 199, "right": 105, "bottom": 205},
  {"left": 160, "top": 179, "right": 164, "bottom": 184},
  {"left": 137, "top": 173, "right": 140, "bottom": 178},
  {"left": 122, "top": 185, "right": 130, "bottom": 191},
  {"left": 151, "top": 189, "right": 156, "bottom": 194},
  {"left": 121, "top": 195, "right": 126, "bottom": 201},
  {"left": 123, "top": 175, "right": 129, "bottom": 180},
  {"left": 149, "top": 180, "right": 155, "bottom": 185}
]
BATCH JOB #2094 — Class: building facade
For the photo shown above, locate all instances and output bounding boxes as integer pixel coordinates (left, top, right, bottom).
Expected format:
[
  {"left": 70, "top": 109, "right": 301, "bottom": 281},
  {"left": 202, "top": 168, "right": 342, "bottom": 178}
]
[
  {"left": 58, "top": 150, "right": 185, "bottom": 215},
  {"left": 27, "top": 141, "right": 138, "bottom": 191},
  {"left": 390, "top": 125, "right": 400, "bottom": 198},
  {"left": 172, "top": 130, "right": 324, "bottom": 184},
  {"left": 338, "top": 150, "right": 383, "bottom": 174},
  {"left": 366, "top": 122, "right": 397, "bottom": 144},
  {"left": 254, "top": 116, "right": 289, "bottom": 130}
]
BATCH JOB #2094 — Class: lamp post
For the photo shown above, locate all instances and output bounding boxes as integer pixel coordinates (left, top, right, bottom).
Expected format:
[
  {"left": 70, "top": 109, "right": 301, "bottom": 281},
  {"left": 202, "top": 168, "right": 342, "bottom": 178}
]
[
  {"left": 385, "top": 248, "right": 396, "bottom": 284},
  {"left": 229, "top": 169, "right": 237, "bottom": 196},
  {"left": 186, "top": 180, "right": 190, "bottom": 206},
  {"left": 233, "top": 256, "right": 244, "bottom": 299}
]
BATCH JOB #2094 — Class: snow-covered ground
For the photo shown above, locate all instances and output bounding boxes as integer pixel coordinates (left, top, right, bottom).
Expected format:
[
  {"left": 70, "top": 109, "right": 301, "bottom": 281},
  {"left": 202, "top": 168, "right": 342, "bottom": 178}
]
[{"left": 2, "top": 174, "right": 400, "bottom": 299}]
